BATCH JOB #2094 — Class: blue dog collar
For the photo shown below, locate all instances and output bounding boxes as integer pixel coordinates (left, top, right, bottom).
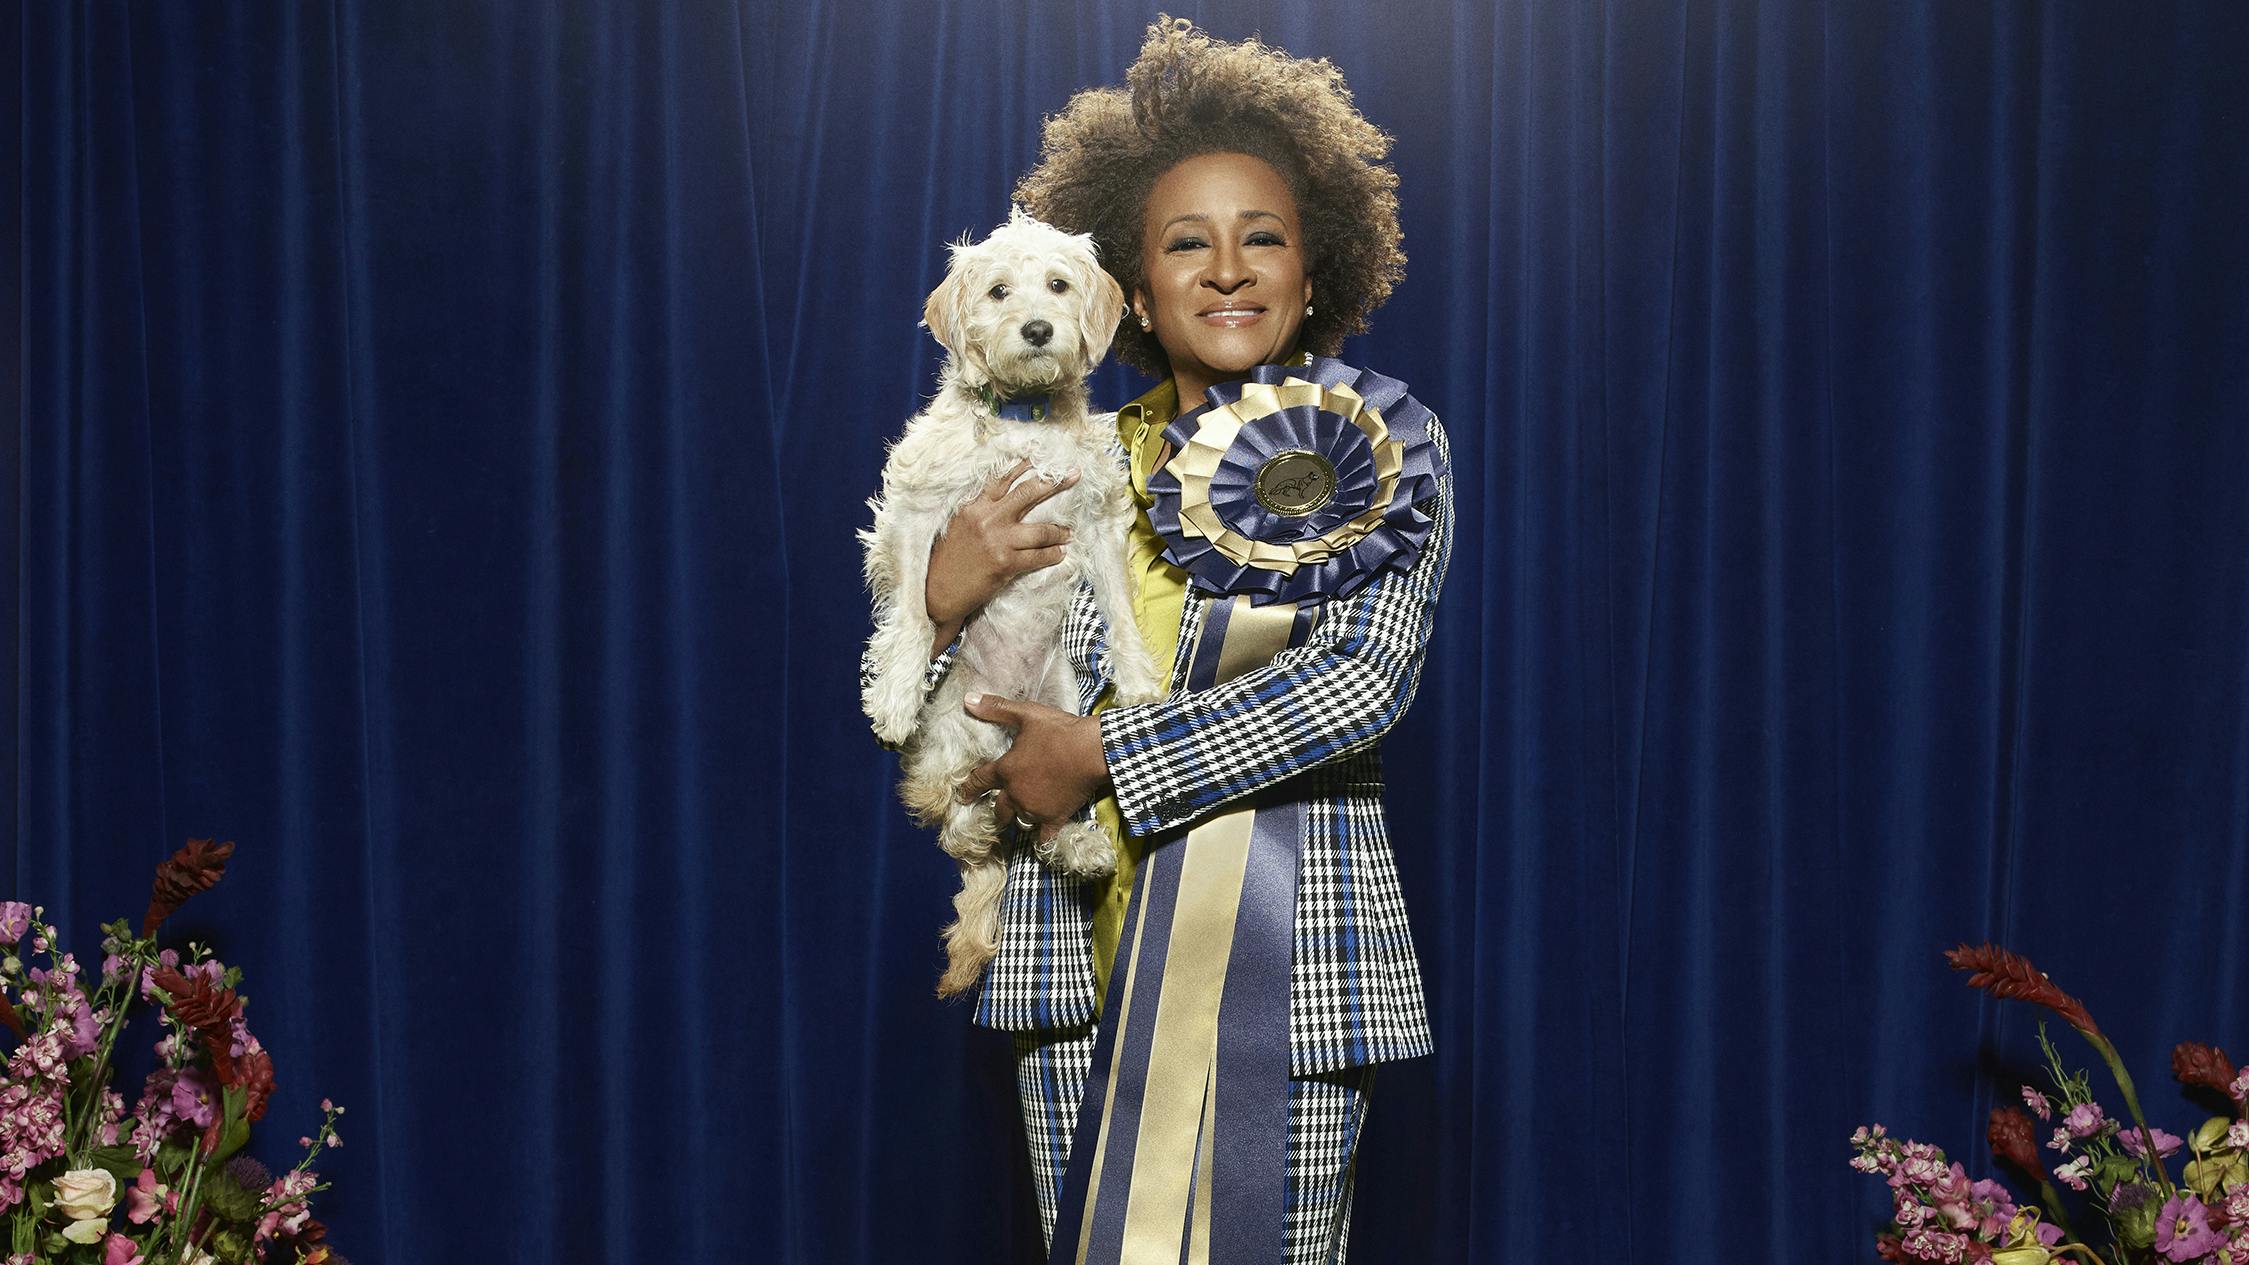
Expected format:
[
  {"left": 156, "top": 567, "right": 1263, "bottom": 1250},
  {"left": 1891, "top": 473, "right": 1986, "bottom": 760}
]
[{"left": 974, "top": 384, "right": 1052, "bottom": 423}]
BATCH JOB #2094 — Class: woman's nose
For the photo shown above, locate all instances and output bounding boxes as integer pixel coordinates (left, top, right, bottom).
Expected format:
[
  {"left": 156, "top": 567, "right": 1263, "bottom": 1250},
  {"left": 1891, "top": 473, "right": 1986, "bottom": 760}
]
[{"left": 1204, "top": 240, "right": 1252, "bottom": 290}]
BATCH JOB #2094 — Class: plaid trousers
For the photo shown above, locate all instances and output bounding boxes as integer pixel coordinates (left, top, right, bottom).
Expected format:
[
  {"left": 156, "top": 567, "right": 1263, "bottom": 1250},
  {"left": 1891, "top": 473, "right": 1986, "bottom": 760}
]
[{"left": 1011, "top": 1024, "right": 1376, "bottom": 1264}]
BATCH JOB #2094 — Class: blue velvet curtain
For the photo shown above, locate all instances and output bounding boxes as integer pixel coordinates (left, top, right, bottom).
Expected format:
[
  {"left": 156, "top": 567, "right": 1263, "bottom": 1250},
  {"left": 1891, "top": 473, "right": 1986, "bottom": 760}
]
[{"left": 11, "top": 2, "right": 2246, "bottom": 1261}]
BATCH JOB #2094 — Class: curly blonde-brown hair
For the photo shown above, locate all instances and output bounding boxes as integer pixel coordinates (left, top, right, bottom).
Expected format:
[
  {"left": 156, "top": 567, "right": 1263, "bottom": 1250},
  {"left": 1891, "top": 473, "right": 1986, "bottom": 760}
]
[{"left": 1013, "top": 15, "right": 1405, "bottom": 377}]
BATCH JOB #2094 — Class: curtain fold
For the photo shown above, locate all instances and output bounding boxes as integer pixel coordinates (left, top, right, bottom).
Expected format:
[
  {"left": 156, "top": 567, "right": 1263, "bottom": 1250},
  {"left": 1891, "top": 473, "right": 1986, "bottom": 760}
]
[{"left": 12, "top": 2, "right": 2246, "bottom": 1261}]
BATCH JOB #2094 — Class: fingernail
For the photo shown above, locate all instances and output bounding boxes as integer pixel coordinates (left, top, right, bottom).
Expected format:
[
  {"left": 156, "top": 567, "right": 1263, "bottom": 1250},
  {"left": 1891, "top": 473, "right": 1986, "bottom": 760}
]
[{"left": 965, "top": 692, "right": 983, "bottom": 706}]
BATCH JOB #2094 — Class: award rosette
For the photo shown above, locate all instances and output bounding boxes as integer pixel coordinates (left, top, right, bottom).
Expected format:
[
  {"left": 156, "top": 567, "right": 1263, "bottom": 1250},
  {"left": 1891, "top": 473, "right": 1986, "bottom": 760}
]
[{"left": 1146, "top": 356, "right": 1448, "bottom": 605}]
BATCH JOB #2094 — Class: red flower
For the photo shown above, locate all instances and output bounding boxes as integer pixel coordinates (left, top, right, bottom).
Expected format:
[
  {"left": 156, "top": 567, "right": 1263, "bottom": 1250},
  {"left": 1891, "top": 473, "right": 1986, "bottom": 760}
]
[
  {"left": 2173, "top": 1042, "right": 2237, "bottom": 1095},
  {"left": 0, "top": 993, "right": 22, "bottom": 1039},
  {"left": 1944, "top": 944, "right": 2101, "bottom": 1036},
  {"left": 216, "top": 1046, "right": 277, "bottom": 1124},
  {"left": 149, "top": 967, "right": 241, "bottom": 1034},
  {"left": 143, "top": 838, "right": 235, "bottom": 938},
  {"left": 1988, "top": 1106, "right": 2046, "bottom": 1176}
]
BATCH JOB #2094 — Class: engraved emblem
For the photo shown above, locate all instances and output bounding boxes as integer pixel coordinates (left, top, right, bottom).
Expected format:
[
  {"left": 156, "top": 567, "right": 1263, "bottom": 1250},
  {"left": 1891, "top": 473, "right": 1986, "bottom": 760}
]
[{"left": 1252, "top": 450, "right": 1338, "bottom": 517}]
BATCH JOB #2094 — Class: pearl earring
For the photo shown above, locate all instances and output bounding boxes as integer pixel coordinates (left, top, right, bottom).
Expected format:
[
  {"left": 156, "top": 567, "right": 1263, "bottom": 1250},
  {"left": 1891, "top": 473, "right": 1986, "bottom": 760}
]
[
  {"left": 1138, "top": 315, "right": 1151, "bottom": 330},
  {"left": 1306, "top": 304, "right": 1315, "bottom": 316}
]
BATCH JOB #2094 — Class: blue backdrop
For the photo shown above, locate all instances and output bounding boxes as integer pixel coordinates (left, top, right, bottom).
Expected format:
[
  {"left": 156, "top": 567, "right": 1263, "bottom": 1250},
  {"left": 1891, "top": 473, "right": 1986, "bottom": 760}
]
[{"left": 10, "top": 2, "right": 2248, "bottom": 1261}]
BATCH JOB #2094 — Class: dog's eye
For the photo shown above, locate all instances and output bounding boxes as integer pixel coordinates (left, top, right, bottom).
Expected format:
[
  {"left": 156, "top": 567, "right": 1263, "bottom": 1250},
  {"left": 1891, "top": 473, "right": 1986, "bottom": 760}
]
[
  {"left": 988, "top": 284, "right": 1010, "bottom": 300},
  {"left": 1048, "top": 278, "right": 1070, "bottom": 294}
]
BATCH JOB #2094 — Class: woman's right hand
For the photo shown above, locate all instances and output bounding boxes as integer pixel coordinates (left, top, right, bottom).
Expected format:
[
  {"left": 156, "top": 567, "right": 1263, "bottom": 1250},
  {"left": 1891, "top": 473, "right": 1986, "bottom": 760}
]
[{"left": 925, "top": 458, "right": 1080, "bottom": 653}]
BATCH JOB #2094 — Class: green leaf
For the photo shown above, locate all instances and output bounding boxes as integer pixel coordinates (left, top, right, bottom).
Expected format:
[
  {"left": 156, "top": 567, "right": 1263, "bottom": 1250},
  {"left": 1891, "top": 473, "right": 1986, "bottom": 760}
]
[
  {"left": 2094, "top": 1153, "right": 2140, "bottom": 1188},
  {"left": 85, "top": 1144, "right": 142, "bottom": 1185},
  {"left": 157, "top": 1136, "right": 193, "bottom": 1178},
  {"left": 2185, "top": 1151, "right": 2249, "bottom": 1201},
  {"left": 212, "top": 1083, "right": 251, "bottom": 1161}
]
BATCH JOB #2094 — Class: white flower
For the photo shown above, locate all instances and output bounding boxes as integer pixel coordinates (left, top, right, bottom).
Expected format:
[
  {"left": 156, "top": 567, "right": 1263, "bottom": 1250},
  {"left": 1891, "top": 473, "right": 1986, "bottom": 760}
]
[
  {"left": 52, "top": 1168, "right": 118, "bottom": 1220},
  {"left": 2229, "top": 1120, "right": 2249, "bottom": 1151},
  {"left": 61, "top": 1219, "right": 108, "bottom": 1245}
]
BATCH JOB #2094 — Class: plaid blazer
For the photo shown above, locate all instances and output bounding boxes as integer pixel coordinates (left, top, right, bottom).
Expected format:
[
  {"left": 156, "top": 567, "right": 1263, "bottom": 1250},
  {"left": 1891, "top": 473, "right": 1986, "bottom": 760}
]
[{"left": 866, "top": 415, "right": 1453, "bottom": 1077}]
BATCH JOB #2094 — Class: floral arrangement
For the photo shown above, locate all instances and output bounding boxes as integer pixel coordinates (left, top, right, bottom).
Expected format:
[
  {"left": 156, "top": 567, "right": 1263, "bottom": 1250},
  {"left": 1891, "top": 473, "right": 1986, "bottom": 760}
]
[
  {"left": 1851, "top": 944, "right": 2249, "bottom": 1265},
  {"left": 1, "top": 840, "right": 347, "bottom": 1265}
]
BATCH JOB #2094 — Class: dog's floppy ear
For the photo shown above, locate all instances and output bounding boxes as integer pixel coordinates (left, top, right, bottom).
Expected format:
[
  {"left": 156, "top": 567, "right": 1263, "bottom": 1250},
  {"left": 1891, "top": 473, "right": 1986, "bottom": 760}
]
[
  {"left": 921, "top": 269, "right": 964, "bottom": 357},
  {"left": 1076, "top": 261, "right": 1127, "bottom": 367}
]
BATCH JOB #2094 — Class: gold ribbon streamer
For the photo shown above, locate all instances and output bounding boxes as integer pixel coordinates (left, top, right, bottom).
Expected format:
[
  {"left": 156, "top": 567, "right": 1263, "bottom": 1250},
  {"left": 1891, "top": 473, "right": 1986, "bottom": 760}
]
[{"left": 1072, "top": 594, "right": 1301, "bottom": 1265}]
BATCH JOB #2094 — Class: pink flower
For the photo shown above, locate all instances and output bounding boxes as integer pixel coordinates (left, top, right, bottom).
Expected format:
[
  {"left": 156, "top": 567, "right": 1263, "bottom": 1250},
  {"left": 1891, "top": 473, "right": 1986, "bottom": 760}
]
[
  {"left": 124, "top": 1170, "right": 172, "bottom": 1225},
  {"left": 2020, "top": 1086, "right": 2052, "bottom": 1121},
  {"left": 168, "top": 1069, "right": 217, "bottom": 1131},
  {"left": 2119, "top": 1125, "right": 2184, "bottom": 1160},
  {"left": 2154, "top": 1193, "right": 2220, "bottom": 1261},
  {"left": 101, "top": 1234, "right": 143, "bottom": 1265},
  {"left": 2053, "top": 1156, "right": 2094, "bottom": 1192},
  {"left": 2231, "top": 1069, "right": 2249, "bottom": 1107},
  {"left": 2063, "top": 1102, "right": 2108, "bottom": 1138},
  {"left": 0, "top": 903, "right": 29, "bottom": 945}
]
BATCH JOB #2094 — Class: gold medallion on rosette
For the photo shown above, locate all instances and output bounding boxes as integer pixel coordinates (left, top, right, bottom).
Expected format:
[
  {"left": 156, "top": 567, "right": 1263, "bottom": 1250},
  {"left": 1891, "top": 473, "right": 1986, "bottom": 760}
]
[{"left": 1164, "top": 376, "right": 1406, "bottom": 580}]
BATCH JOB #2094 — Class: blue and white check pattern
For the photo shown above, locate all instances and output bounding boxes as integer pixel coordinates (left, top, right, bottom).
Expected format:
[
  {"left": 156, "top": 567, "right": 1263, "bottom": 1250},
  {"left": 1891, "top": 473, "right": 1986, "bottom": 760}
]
[
  {"left": 864, "top": 415, "right": 1452, "bottom": 1077},
  {"left": 1011, "top": 1026, "right": 1375, "bottom": 1264}
]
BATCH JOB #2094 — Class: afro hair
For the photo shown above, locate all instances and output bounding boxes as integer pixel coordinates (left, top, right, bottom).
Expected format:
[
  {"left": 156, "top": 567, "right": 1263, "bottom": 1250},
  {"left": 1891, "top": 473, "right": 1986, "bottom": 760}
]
[{"left": 1013, "top": 15, "right": 1406, "bottom": 377}]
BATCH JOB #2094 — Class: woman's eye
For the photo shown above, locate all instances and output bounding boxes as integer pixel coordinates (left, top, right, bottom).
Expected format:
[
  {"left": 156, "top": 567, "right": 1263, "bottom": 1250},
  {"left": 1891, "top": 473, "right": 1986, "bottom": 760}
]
[
  {"left": 1248, "top": 232, "right": 1285, "bottom": 246},
  {"left": 988, "top": 284, "right": 1010, "bottom": 300},
  {"left": 1048, "top": 277, "right": 1070, "bottom": 293},
  {"left": 1165, "top": 237, "right": 1207, "bottom": 252}
]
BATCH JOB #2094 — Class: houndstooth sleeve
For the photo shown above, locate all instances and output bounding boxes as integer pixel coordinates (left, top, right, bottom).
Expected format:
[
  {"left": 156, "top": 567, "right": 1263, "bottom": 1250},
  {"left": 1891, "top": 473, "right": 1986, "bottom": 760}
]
[
  {"left": 859, "top": 628, "right": 964, "bottom": 753},
  {"left": 1096, "top": 414, "right": 1455, "bottom": 838}
]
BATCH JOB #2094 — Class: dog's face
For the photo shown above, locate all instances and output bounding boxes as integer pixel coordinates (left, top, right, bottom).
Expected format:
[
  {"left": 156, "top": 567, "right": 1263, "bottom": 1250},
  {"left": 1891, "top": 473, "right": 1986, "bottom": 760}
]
[{"left": 922, "top": 210, "right": 1126, "bottom": 393}]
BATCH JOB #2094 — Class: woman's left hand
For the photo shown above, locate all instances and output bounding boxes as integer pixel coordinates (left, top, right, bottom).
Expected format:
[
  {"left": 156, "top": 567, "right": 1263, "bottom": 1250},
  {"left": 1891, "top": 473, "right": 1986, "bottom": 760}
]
[{"left": 955, "top": 693, "right": 1113, "bottom": 844}]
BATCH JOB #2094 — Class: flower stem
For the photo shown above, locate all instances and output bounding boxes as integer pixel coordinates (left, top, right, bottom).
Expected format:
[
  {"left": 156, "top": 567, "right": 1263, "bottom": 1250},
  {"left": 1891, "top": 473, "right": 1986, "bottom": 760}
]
[
  {"left": 2049, "top": 1243, "right": 2111, "bottom": 1265},
  {"left": 2078, "top": 1026, "right": 2178, "bottom": 1198},
  {"left": 168, "top": 1146, "right": 209, "bottom": 1265},
  {"left": 66, "top": 948, "right": 146, "bottom": 1157}
]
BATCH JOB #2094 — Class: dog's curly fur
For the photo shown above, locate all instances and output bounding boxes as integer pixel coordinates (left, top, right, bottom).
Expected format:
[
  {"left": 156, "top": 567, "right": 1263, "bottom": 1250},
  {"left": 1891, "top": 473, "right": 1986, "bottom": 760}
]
[{"left": 860, "top": 210, "right": 1167, "bottom": 998}]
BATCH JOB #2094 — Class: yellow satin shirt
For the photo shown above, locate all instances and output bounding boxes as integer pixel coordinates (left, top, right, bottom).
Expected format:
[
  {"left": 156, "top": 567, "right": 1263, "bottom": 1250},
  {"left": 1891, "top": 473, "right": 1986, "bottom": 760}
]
[{"left": 1088, "top": 377, "right": 1189, "bottom": 1009}]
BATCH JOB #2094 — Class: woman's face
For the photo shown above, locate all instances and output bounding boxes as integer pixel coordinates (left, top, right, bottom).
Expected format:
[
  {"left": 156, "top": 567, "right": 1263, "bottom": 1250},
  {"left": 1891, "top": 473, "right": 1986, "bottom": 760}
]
[{"left": 1134, "top": 151, "right": 1312, "bottom": 403}]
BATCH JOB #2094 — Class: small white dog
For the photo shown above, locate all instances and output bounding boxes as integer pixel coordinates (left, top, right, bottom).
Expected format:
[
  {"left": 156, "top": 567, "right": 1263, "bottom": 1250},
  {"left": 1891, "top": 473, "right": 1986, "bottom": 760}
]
[{"left": 860, "top": 209, "right": 1167, "bottom": 997}]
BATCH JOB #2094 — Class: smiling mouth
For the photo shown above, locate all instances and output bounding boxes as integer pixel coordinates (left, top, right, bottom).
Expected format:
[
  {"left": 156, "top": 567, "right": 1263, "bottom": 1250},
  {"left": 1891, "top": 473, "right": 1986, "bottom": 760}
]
[{"left": 1198, "top": 305, "right": 1266, "bottom": 327}]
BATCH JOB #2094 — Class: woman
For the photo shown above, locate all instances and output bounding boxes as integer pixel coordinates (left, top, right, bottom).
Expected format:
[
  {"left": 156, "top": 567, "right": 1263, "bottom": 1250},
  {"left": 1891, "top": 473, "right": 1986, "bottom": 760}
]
[{"left": 891, "top": 17, "right": 1451, "bottom": 1263}]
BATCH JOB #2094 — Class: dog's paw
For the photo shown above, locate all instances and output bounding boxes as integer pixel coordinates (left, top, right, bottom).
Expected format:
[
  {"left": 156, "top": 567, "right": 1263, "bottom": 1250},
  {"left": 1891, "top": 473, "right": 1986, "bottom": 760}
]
[
  {"left": 1112, "top": 678, "right": 1169, "bottom": 707},
  {"left": 869, "top": 696, "right": 921, "bottom": 747},
  {"left": 1036, "top": 820, "right": 1117, "bottom": 878},
  {"left": 864, "top": 669, "right": 929, "bottom": 746},
  {"left": 1110, "top": 652, "right": 1169, "bottom": 706}
]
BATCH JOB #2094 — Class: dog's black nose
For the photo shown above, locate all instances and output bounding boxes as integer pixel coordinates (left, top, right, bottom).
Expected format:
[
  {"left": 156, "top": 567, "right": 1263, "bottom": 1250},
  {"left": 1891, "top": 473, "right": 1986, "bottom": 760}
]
[{"left": 1021, "top": 320, "right": 1054, "bottom": 347}]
